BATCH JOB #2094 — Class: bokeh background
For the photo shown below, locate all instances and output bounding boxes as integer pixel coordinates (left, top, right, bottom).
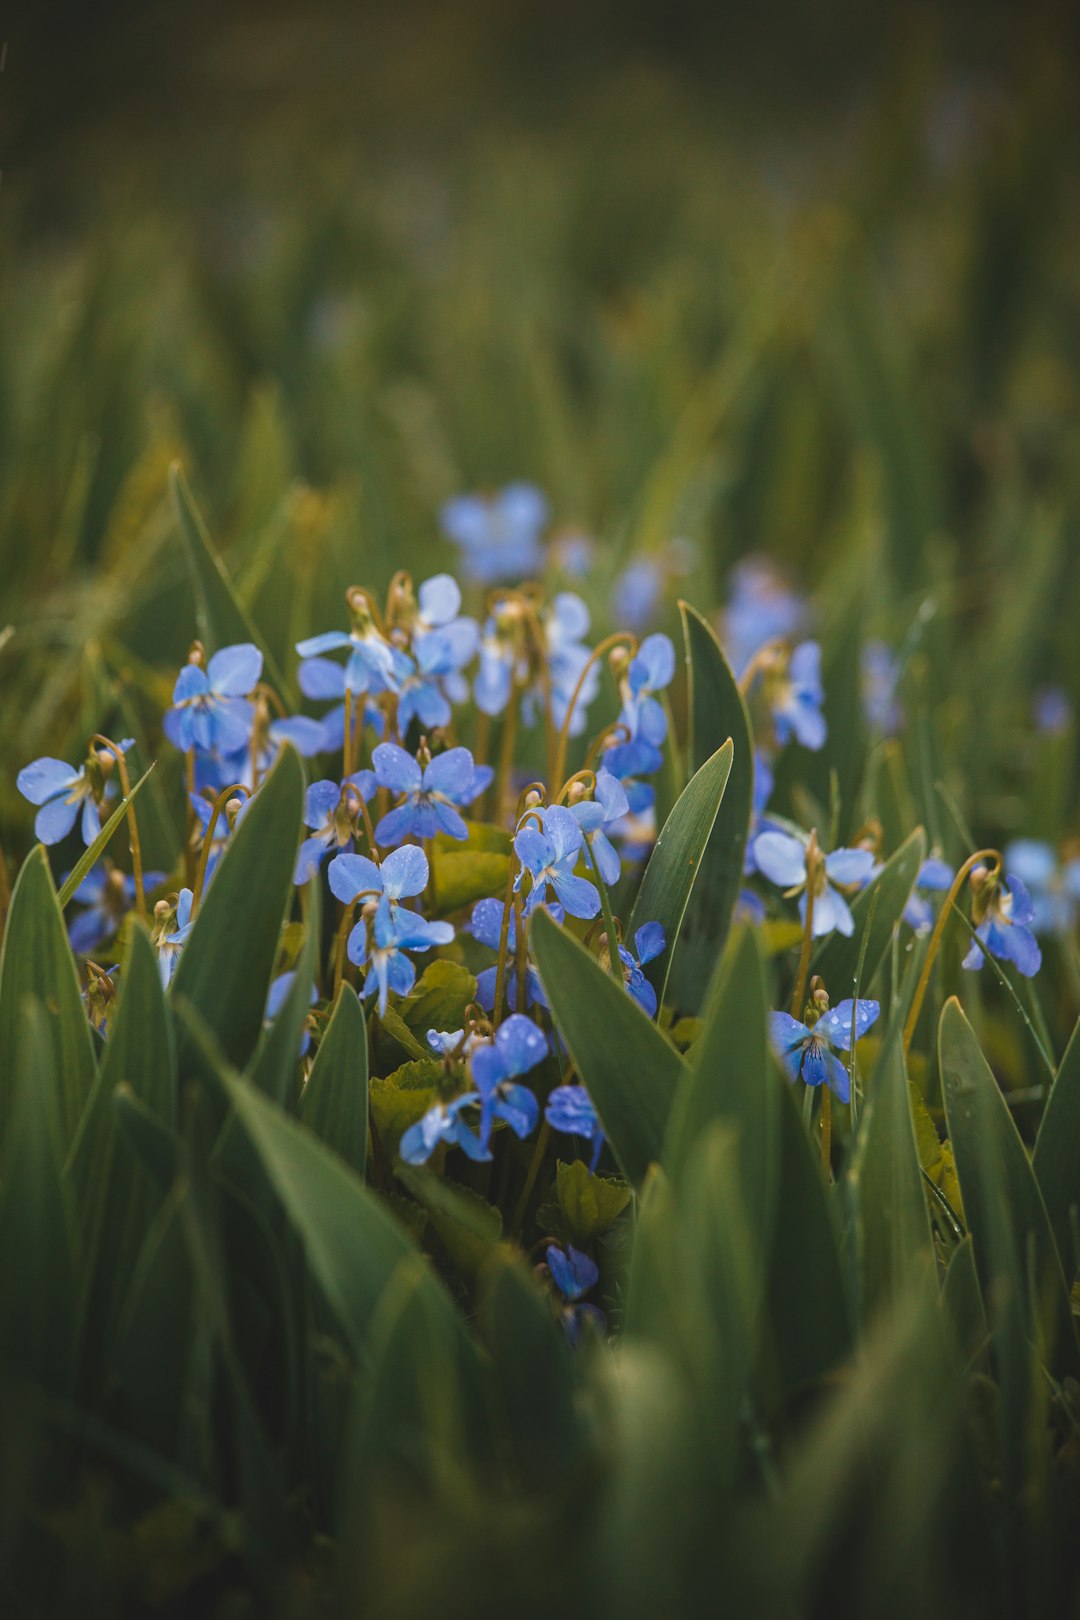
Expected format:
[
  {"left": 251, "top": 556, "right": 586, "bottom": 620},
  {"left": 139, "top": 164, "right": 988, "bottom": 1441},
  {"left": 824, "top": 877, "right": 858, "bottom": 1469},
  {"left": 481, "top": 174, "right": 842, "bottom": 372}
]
[{"left": 2, "top": 0, "right": 1079, "bottom": 855}]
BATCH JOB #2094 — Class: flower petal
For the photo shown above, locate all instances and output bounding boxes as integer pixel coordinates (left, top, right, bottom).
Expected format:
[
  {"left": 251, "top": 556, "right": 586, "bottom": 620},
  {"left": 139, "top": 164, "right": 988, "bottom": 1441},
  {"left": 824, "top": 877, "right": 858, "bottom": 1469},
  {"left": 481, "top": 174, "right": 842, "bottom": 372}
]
[
  {"left": 753, "top": 830, "right": 807, "bottom": 889},
  {"left": 207, "top": 643, "right": 263, "bottom": 697}
]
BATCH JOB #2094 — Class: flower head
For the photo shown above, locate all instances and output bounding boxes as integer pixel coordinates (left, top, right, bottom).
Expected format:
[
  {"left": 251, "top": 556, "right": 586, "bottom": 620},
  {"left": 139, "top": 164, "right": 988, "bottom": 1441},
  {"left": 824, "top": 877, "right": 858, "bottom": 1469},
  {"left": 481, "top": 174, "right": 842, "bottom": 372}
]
[
  {"left": 513, "top": 805, "right": 600, "bottom": 920},
  {"left": 440, "top": 482, "right": 548, "bottom": 583},
  {"left": 399, "top": 1092, "right": 487, "bottom": 1165},
  {"left": 293, "top": 772, "right": 377, "bottom": 884},
  {"left": 753, "top": 829, "right": 874, "bottom": 938},
  {"left": 164, "top": 644, "right": 263, "bottom": 756},
  {"left": 1004, "top": 840, "right": 1080, "bottom": 938},
  {"left": 765, "top": 641, "right": 826, "bottom": 752},
  {"left": 546, "top": 1083, "right": 605, "bottom": 1171},
  {"left": 619, "top": 633, "right": 676, "bottom": 750},
  {"left": 568, "top": 769, "right": 630, "bottom": 887},
  {"left": 328, "top": 845, "right": 453, "bottom": 1012},
  {"left": 67, "top": 863, "right": 165, "bottom": 955},
  {"left": 470, "top": 1013, "right": 545, "bottom": 1147},
  {"left": 470, "top": 897, "right": 549, "bottom": 1012},
  {"left": 604, "top": 921, "right": 666, "bottom": 1018},
  {"left": 372, "top": 743, "right": 490, "bottom": 846},
  {"left": 769, "top": 993, "right": 880, "bottom": 1103},
  {"left": 962, "top": 867, "right": 1042, "bottom": 977},
  {"left": 17, "top": 742, "right": 132, "bottom": 847},
  {"left": 545, "top": 1243, "right": 605, "bottom": 1345},
  {"left": 721, "top": 556, "right": 807, "bottom": 675},
  {"left": 153, "top": 889, "right": 195, "bottom": 987}
]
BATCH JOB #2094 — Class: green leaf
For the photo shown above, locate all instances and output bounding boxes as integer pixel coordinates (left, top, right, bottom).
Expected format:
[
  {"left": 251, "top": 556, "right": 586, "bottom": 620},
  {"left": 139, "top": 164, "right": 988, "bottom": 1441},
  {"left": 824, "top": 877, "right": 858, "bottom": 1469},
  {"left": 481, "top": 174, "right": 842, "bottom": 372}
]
[
  {"left": 0, "top": 998, "right": 80, "bottom": 1394},
  {"left": 171, "top": 743, "right": 304, "bottom": 1075},
  {"left": 430, "top": 850, "right": 509, "bottom": 916},
  {"left": 760, "top": 1076, "right": 853, "bottom": 1403},
  {"left": 627, "top": 738, "right": 733, "bottom": 1013},
  {"left": 664, "top": 602, "right": 754, "bottom": 1010},
  {"left": 204, "top": 1058, "right": 437, "bottom": 1355},
  {"left": 169, "top": 462, "right": 294, "bottom": 704},
  {"left": 939, "top": 997, "right": 1077, "bottom": 1381},
  {"left": 0, "top": 845, "right": 97, "bottom": 1148},
  {"left": 1033, "top": 1016, "right": 1080, "bottom": 1280},
  {"left": 813, "top": 825, "right": 926, "bottom": 995},
  {"left": 401, "top": 959, "right": 478, "bottom": 1040},
  {"left": 112, "top": 1182, "right": 196, "bottom": 1457},
  {"left": 395, "top": 1166, "right": 503, "bottom": 1275},
  {"left": 849, "top": 1035, "right": 934, "bottom": 1320},
  {"left": 554, "top": 1158, "right": 632, "bottom": 1244},
  {"left": 663, "top": 927, "right": 776, "bottom": 1252},
  {"left": 531, "top": 907, "right": 688, "bottom": 1189},
  {"left": 301, "top": 982, "right": 368, "bottom": 1177},
  {"left": 114, "top": 1083, "right": 179, "bottom": 1192},
  {"left": 56, "top": 762, "right": 156, "bottom": 909}
]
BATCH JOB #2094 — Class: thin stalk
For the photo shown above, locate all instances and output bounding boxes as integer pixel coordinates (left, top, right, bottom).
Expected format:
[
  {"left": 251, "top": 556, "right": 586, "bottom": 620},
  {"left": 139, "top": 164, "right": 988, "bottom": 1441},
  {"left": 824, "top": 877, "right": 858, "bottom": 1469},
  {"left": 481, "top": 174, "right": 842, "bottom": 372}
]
[
  {"left": 552, "top": 632, "right": 636, "bottom": 791},
  {"left": 491, "top": 857, "right": 519, "bottom": 1025},
  {"left": 514, "top": 886, "right": 527, "bottom": 1011},
  {"left": 902, "top": 849, "right": 1000, "bottom": 1054},
  {"left": 93, "top": 735, "right": 147, "bottom": 921},
  {"left": 495, "top": 685, "right": 521, "bottom": 825},
  {"left": 510, "top": 1121, "right": 551, "bottom": 1243},
  {"left": 343, "top": 689, "right": 355, "bottom": 779},
  {"left": 587, "top": 841, "right": 623, "bottom": 983},
  {"left": 190, "top": 782, "right": 248, "bottom": 913},
  {"left": 334, "top": 901, "right": 357, "bottom": 996},
  {"left": 789, "top": 831, "right": 820, "bottom": 1018},
  {"left": 820, "top": 1087, "right": 832, "bottom": 1178},
  {"left": 184, "top": 747, "right": 197, "bottom": 887}
]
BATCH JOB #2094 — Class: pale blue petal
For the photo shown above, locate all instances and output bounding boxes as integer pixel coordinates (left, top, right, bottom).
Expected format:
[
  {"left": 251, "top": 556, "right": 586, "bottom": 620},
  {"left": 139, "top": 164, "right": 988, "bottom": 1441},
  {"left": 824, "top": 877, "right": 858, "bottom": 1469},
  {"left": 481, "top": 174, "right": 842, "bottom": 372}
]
[
  {"left": 753, "top": 830, "right": 807, "bottom": 889},
  {"left": 17, "top": 757, "right": 81, "bottom": 805},
  {"left": 208, "top": 643, "right": 262, "bottom": 697}
]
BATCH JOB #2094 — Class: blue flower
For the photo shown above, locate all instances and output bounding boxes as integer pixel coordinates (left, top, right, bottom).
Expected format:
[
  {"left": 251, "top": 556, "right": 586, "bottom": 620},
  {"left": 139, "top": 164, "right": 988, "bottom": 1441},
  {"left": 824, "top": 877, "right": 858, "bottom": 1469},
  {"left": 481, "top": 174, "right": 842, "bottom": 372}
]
[
  {"left": 545, "top": 1243, "right": 605, "bottom": 1345},
  {"left": 1034, "top": 687, "right": 1071, "bottom": 737},
  {"left": 533, "top": 593, "right": 599, "bottom": 740},
  {"left": 1004, "top": 840, "right": 1080, "bottom": 938},
  {"left": 473, "top": 612, "right": 518, "bottom": 718},
  {"left": 721, "top": 555, "right": 808, "bottom": 675},
  {"left": 372, "top": 743, "right": 491, "bottom": 846},
  {"left": 862, "top": 641, "right": 903, "bottom": 736},
  {"left": 545, "top": 1084, "right": 605, "bottom": 1171},
  {"left": 900, "top": 855, "right": 954, "bottom": 934},
  {"left": 293, "top": 772, "right": 377, "bottom": 884},
  {"left": 295, "top": 653, "right": 386, "bottom": 753},
  {"left": 470, "top": 897, "right": 549, "bottom": 1012},
  {"left": 610, "top": 921, "right": 666, "bottom": 1018},
  {"left": 753, "top": 829, "right": 875, "bottom": 938},
  {"left": 470, "top": 1013, "right": 546, "bottom": 1149},
  {"left": 67, "top": 863, "right": 165, "bottom": 955},
  {"left": 154, "top": 889, "right": 195, "bottom": 987},
  {"left": 569, "top": 769, "right": 630, "bottom": 887},
  {"left": 619, "top": 632, "right": 676, "bottom": 749},
  {"left": 600, "top": 738, "right": 664, "bottom": 816},
  {"left": 399, "top": 1092, "right": 487, "bottom": 1165},
  {"left": 743, "top": 751, "right": 776, "bottom": 875},
  {"left": 613, "top": 558, "right": 663, "bottom": 632},
  {"left": 514, "top": 805, "right": 600, "bottom": 920},
  {"left": 264, "top": 971, "right": 318, "bottom": 1057},
  {"left": 17, "top": 744, "right": 131, "bottom": 847},
  {"left": 163, "top": 644, "right": 263, "bottom": 755},
  {"left": 397, "top": 574, "right": 480, "bottom": 732},
  {"left": 426, "top": 1027, "right": 483, "bottom": 1059},
  {"left": 440, "top": 482, "right": 548, "bottom": 584},
  {"left": 768, "top": 641, "right": 826, "bottom": 751},
  {"left": 296, "top": 608, "right": 409, "bottom": 702},
  {"left": 769, "top": 997, "right": 880, "bottom": 1103},
  {"left": 327, "top": 845, "right": 453, "bottom": 1014},
  {"left": 962, "top": 868, "right": 1042, "bottom": 977}
]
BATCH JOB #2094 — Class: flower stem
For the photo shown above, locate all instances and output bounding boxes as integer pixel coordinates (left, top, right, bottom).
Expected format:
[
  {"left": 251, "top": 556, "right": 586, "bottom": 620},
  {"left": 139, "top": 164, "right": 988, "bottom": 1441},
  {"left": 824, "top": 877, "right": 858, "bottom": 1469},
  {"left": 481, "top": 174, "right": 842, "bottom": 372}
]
[
  {"left": 495, "top": 683, "right": 521, "bottom": 825},
  {"left": 790, "top": 830, "right": 821, "bottom": 1018},
  {"left": 820, "top": 1087, "right": 832, "bottom": 1177},
  {"left": 510, "top": 1120, "right": 551, "bottom": 1243},
  {"left": 334, "top": 901, "right": 357, "bottom": 996},
  {"left": 587, "top": 841, "right": 623, "bottom": 983},
  {"left": 552, "top": 632, "right": 636, "bottom": 791},
  {"left": 343, "top": 689, "right": 355, "bottom": 779},
  {"left": 93, "top": 735, "right": 148, "bottom": 922},
  {"left": 902, "top": 848, "right": 1000, "bottom": 1055},
  {"left": 190, "top": 781, "right": 249, "bottom": 914},
  {"left": 491, "top": 856, "right": 519, "bottom": 1025}
]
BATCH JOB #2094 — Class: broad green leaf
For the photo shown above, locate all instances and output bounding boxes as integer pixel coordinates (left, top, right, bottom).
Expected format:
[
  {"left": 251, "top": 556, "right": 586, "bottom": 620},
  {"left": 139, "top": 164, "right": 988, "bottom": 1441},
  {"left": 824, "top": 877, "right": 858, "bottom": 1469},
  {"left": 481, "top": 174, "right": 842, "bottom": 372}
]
[
  {"left": 0, "top": 999, "right": 79, "bottom": 1394},
  {"left": 172, "top": 743, "right": 304, "bottom": 1075},
  {"left": 301, "top": 983, "right": 368, "bottom": 1177},
  {"left": 112, "top": 1182, "right": 196, "bottom": 1457},
  {"left": 396, "top": 1166, "right": 502, "bottom": 1276},
  {"left": 0, "top": 845, "right": 96, "bottom": 1147},
  {"left": 663, "top": 927, "right": 775, "bottom": 1251},
  {"left": 941, "top": 1236, "right": 989, "bottom": 1368},
  {"left": 369, "top": 1066, "right": 440, "bottom": 1159},
  {"left": 532, "top": 907, "right": 688, "bottom": 1189},
  {"left": 430, "top": 850, "right": 509, "bottom": 916},
  {"left": 627, "top": 736, "right": 733, "bottom": 1012},
  {"left": 204, "top": 1059, "right": 439, "bottom": 1355},
  {"left": 169, "top": 463, "right": 294, "bottom": 704},
  {"left": 663, "top": 602, "right": 753, "bottom": 1010},
  {"left": 114, "top": 1083, "right": 179, "bottom": 1191},
  {"left": 56, "top": 761, "right": 156, "bottom": 909},
  {"left": 812, "top": 825, "right": 926, "bottom": 996},
  {"left": 66, "top": 923, "right": 176, "bottom": 1386},
  {"left": 849, "top": 1035, "right": 934, "bottom": 1320},
  {"left": 1033, "top": 1016, "right": 1080, "bottom": 1280},
  {"left": 554, "top": 1158, "right": 632, "bottom": 1244},
  {"left": 400, "top": 959, "right": 478, "bottom": 1040},
  {"left": 479, "top": 1257, "right": 584, "bottom": 1489},
  {"left": 761, "top": 1075, "right": 853, "bottom": 1402}
]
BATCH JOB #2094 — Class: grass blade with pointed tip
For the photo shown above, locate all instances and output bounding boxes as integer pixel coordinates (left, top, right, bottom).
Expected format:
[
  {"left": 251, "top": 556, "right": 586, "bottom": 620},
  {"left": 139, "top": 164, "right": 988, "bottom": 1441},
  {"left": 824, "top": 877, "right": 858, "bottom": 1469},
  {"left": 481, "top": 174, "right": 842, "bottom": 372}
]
[
  {"left": 300, "top": 982, "right": 369, "bottom": 1177},
  {"left": 169, "top": 462, "right": 295, "bottom": 705},
  {"left": 664, "top": 602, "right": 754, "bottom": 1010},
  {"left": 0, "top": 845, "right": 97, "bottom": 1148},
  {"left": 57, "top": 762, "right": 156, "bottom": 909},
  {"left": 531, "top": 907, "right": 687, "bottom": 1189},
  {"left": 1033, "top": 1017, "right": 1080, "bottom": 1279},
  {"left": 627, "top": 737, "right": 733, "bottom": 1012},
  {"left": 172, "top": 742, "right": 304, "bottom": 1075},
  {"left": 813, "top": 825, "right": 926, "bottom": 996}
]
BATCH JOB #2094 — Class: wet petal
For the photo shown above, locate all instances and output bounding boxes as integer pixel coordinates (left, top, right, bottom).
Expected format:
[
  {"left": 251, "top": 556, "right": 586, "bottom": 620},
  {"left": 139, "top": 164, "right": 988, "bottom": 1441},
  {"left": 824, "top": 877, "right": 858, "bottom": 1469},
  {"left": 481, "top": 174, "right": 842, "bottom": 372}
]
[{"left": 207, "top": 643, "right": 262, "bottom": 697}]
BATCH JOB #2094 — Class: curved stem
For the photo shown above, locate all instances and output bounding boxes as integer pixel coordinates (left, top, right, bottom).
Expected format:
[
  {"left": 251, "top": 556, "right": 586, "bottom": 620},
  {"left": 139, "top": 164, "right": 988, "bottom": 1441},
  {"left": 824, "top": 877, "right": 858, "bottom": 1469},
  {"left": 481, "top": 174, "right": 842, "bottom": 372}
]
[
  {"left": 190, "top": 782, "right": 249, "bottom": 913},
  {"left": 491, "top": 857, "right": 519, "bottom": 1026},
  {"left": 555, "top": 769, "right": 597, "bottom": 807},
  {"left": 343, "top": 689, "right": 355, "bottom": 779},
  {"left": 737, "top": 637, "right": 786, "bottom": 699},
  {"left": 552, "top": 632, "right": 637, "bottom": 791},
  {"left": 92, "top": 735, "right": 147, "bottom": 921},
  {"left": 902, "top": 849, "right": 1000, "bottom": 1054},
  {"left": 334, "top": 901, "right": 357, "bottom": 996},
  {"left": 789, "top": 831, "right": 820, "bottom": 1018}
]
